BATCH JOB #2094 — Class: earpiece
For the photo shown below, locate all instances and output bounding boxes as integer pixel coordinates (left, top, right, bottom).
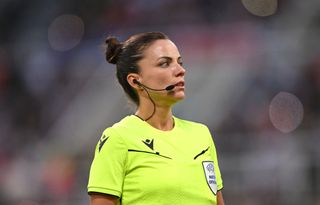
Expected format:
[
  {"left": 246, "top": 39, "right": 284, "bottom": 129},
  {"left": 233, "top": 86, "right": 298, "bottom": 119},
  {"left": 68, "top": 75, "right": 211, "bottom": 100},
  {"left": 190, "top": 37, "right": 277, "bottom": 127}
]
[{"left": 133, "top": 79, "right": 141, "bottom": 86}]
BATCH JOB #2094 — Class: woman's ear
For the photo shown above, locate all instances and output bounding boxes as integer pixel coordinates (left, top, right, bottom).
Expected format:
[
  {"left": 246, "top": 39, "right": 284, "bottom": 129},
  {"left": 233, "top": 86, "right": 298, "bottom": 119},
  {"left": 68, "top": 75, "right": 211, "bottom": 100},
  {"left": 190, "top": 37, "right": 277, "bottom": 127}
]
[{"left": 127, "top": 73, "right": 142, "bottom": 90}]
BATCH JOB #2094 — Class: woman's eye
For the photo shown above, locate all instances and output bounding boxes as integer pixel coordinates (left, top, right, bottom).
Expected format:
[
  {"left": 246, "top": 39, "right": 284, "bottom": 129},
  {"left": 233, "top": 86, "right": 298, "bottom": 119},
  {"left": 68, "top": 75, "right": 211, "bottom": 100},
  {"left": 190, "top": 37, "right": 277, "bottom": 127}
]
[{"left": 159, "top": 62, "right": 169, "bottom": 67}]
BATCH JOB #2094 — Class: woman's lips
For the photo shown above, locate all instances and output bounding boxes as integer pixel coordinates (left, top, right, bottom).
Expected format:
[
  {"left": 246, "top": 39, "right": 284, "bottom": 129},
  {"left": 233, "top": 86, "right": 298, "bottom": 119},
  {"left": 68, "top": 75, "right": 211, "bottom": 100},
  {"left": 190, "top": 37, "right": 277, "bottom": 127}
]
[
  {"left": 175, "top": 81, "right": 185, "bottom": 87},
  {"left": 174, "top": 81, "right": 185, "bottom": 90}
]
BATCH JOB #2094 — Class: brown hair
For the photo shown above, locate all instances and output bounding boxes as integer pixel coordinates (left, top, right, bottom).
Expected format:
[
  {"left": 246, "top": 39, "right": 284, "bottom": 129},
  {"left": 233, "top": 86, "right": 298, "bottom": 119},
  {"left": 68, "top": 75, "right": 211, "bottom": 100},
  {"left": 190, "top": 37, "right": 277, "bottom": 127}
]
[{"left": 105, "top": 32, "right": 169, "bottom": 105}]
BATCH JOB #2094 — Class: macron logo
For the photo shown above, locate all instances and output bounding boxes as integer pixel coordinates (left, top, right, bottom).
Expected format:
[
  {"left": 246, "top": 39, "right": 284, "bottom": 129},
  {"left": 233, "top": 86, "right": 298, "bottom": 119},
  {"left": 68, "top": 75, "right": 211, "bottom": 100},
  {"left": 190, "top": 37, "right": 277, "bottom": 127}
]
[
  {"left": 142, "top": 139, "right": 154, "bottom": 150},
  {"left": 99, "top": 135, "right": 109, "bottom": 152}
]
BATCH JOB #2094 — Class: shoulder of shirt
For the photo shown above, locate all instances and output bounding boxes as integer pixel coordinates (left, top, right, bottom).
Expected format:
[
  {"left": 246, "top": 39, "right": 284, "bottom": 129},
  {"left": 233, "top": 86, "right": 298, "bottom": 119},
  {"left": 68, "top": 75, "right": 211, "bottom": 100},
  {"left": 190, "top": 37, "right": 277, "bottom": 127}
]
[
  {"left": 101, "top": 115, "right": 137, "bottom": 135},
  {"left": 174, "top": 116, "right": 210, "bottom": 130},
  {"left": 174, "top": 117, "right": 217, "bottom": 143}
]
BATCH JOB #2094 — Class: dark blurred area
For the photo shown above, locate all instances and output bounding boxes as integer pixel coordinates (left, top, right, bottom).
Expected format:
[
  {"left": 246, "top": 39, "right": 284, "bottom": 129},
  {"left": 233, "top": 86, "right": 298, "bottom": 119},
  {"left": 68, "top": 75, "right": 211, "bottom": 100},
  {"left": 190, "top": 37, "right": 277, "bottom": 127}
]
[{"left": 0, "top": 0, "right": 320, "bottom": 204}]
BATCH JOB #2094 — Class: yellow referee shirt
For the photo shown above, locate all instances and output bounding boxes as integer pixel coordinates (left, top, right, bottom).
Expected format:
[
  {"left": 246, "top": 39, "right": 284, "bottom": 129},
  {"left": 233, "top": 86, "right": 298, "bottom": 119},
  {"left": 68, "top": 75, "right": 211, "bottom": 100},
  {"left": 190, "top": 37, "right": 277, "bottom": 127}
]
[{"left": 88, "top": 115, "right": 223, "bottom": 205}]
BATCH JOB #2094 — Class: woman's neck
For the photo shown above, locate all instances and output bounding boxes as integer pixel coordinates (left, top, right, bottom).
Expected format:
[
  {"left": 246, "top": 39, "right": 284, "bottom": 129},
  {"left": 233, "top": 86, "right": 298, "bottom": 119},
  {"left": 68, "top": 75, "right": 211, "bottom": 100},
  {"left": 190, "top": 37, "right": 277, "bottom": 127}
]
[{"left": 135, "top": 106, "right": 174, "bottom": 131}]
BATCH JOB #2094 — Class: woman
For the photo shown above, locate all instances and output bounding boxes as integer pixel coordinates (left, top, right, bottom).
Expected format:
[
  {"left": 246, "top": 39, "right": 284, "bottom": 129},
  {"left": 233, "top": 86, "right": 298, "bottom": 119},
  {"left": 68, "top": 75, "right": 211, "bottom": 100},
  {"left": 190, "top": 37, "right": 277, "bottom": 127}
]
[{"left": 88, "top": 32, "right": 225, "bottom": 205}]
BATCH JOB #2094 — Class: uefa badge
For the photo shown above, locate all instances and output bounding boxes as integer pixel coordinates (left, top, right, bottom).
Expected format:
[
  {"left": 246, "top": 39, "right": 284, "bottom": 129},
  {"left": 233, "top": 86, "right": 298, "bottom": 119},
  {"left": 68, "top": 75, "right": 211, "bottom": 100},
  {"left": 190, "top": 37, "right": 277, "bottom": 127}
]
[{"left": 202, "top": 161, "right": 217, "bottom": 195}]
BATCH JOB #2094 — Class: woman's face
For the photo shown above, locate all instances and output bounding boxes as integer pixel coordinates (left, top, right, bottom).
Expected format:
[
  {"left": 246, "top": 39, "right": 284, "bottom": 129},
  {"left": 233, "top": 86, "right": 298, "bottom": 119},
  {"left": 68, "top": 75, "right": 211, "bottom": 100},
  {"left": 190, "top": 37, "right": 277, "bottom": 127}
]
[{"left": 137, "top": 39, "right": 186, "bottom": 104}]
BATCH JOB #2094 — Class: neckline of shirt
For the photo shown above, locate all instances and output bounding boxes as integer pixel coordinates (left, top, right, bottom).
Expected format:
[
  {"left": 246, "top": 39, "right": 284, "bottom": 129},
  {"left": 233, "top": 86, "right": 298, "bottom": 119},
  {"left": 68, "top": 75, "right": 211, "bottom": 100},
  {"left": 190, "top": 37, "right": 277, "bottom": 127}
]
[{"left": 131, "top": 114, "right": 178, "bottom": 134}]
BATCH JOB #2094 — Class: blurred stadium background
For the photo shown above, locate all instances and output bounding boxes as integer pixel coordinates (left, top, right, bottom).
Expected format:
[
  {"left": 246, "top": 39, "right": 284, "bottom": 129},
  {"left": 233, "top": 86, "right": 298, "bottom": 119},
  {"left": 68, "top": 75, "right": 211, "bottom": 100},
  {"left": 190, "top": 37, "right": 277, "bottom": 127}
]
[{"left": 1, "top": 0, "right": 320, "bottom": 204}]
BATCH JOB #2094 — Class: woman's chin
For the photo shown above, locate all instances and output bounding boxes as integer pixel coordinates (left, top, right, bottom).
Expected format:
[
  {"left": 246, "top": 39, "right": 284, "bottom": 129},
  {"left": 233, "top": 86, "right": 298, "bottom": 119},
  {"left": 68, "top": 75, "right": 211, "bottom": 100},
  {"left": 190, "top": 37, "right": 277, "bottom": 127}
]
[
  {"left": 172, "top": 93, "right": 185, "bottom": 102},
  {"left": 164, "top": 90, "right": 185, "bottom": 104}
]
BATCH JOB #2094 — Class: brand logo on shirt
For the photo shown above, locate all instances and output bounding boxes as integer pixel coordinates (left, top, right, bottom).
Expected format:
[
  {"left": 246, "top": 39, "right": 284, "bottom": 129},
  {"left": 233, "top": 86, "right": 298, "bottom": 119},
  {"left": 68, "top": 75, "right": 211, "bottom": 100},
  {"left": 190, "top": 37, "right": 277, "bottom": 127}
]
[
  {"left": 99, "top": 135, "right": 109, "bottom": 152},
  {"left": 202, "top": 161, "right": 217, "bottom": 195},
  {"left": 142, "top": 139, "right": 154, "bottom": 150}
]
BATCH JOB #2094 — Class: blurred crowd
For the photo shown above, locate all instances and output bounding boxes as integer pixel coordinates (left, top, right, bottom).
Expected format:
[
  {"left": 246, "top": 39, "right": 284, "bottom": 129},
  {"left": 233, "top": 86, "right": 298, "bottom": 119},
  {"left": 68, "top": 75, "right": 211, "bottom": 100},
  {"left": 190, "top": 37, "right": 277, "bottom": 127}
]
[{"left": 0, "top": 0, "right": 320, "bottom": 205}]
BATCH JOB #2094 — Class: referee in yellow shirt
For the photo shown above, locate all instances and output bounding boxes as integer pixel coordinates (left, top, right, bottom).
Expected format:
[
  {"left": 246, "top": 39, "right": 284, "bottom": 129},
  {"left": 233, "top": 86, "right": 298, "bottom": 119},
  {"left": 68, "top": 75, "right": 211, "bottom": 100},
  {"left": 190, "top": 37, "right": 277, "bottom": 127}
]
[{"left": 88, "top": 32, "right": 225, "bottom": 205}]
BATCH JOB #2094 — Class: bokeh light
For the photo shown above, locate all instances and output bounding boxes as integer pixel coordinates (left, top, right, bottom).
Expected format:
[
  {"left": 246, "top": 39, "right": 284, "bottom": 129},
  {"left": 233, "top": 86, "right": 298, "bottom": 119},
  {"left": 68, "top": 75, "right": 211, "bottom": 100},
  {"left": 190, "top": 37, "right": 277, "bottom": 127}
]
[
  {"left": 269, "top": 92, "right": 304, "bottom": 133},
  {"left": 241, "top": 0, "right": 278, "bottom": 17},
  {"left": 48, "top": 14, "right": 84, "bottom": 51}
]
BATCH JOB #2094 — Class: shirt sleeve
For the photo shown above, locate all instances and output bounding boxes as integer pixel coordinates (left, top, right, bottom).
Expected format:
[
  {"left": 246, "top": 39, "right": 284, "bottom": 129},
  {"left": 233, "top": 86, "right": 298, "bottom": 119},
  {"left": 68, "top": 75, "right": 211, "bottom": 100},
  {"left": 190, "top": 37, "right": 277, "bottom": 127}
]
[
  {"left": 206, "top": 127, "right": 224, "bottom": 191},
  {"left": 87, "top": 128, "right": 127, "bottom": 197}
]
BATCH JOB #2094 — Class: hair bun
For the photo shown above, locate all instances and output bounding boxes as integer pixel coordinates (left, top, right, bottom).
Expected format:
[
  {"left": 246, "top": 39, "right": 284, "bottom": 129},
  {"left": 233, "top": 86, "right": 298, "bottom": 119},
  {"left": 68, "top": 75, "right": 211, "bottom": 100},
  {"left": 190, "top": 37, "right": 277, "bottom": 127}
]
[{"left": 105, "top": 36, "right": 123, "bottom": 64}]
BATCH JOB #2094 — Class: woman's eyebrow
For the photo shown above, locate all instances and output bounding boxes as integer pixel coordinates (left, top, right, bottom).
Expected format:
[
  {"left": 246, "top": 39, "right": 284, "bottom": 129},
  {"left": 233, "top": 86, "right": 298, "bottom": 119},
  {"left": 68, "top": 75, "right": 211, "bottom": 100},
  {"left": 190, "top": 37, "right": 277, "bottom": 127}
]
[{"left": 157, "top": 56, "right": 182, "bottom": 61}]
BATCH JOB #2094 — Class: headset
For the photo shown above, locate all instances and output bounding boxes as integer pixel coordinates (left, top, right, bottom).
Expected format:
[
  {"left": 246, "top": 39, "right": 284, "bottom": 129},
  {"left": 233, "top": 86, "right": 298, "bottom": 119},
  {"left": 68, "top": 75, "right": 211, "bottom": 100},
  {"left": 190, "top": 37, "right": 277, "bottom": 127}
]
[
  {"left": 133, "top": 79, "right": 175, "bottom": 91},
  {"left": 132, "top": 79, "right": 176, "bottom": 121}
]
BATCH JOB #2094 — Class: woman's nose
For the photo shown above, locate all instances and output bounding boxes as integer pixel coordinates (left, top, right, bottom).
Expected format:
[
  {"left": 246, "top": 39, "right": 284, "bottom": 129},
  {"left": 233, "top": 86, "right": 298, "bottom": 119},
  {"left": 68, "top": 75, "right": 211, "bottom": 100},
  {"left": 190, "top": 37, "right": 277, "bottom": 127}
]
[{"left": 175, "top": 63, "right": 186, "bottom": 77}]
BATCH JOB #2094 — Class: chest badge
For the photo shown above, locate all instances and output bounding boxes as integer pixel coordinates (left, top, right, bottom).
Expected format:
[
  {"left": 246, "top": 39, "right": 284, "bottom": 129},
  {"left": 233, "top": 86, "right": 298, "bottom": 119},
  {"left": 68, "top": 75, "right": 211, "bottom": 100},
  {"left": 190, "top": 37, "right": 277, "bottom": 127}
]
[{"left": 202, "top": 161, "right": 217, "bottom": 195}]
